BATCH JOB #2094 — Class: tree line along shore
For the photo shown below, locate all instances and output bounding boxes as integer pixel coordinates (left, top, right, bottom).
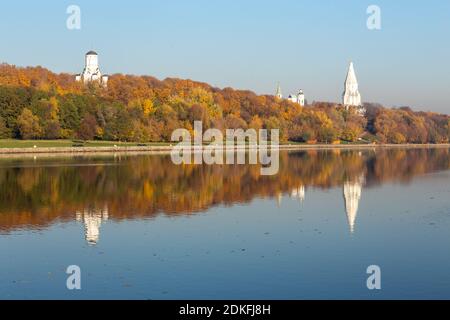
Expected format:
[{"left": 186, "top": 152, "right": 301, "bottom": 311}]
[{"left": 0, "top": 63, "right": 449, "bottom": 146}]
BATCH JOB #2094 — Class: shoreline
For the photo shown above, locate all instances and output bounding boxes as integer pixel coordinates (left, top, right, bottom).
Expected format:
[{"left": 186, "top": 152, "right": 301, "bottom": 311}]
[{"left": 0, "top": 143, "right": 449, "bottom": 157}]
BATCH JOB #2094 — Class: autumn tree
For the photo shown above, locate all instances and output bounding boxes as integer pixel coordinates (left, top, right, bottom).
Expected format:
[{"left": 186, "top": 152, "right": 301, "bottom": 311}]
[
  {"left": 77, "top": 114, "right": 98, "bottom": 141},
  {"left": 17, "top": 108, "right": 42, "bottom": 139},
  {"left": 248, "top": 115, "right": 263, "bottom": 131}
]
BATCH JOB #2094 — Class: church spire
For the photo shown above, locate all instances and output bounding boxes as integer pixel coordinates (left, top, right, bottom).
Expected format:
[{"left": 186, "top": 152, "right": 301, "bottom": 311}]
[
  {"left": 345, "top": 62, "right": 357, "bottom": 86},
  {"left": 342, "top": 61, "right": 363, "bottom": 110},
  {"left": 276, "top": 83, "right": 283, "bottom": 99}
]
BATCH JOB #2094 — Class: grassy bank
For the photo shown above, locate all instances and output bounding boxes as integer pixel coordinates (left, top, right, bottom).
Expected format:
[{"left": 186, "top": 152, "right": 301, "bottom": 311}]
[
  {"left": 2, "top": 139, "right": 449, "bottom": 149},
  {"left": 0, "top": 139, "right": 171, "bottom": 149},
  {"left": 0, "top": 138, "right": 375, "bottom": 148}
]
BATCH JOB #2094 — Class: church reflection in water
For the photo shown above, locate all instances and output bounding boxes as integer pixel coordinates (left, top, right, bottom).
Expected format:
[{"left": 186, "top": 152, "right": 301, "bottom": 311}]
[
  {"left": 74, "top": 179, "right": 364, "bottom": 246},
  {"left": 76, "top": 206, "right": 109, "bottom": 245},
  {"left": 283, "top": 177, "right": 364, "bottom": 236},
  {"left": 343, "top": 176, "right": 364, "bottom": 233},
  {"left": 0, "top": 148, "right": 449, "bottom": 244},
  {"left": 291, "top": 185, "right": 306, "bottom": 203}
]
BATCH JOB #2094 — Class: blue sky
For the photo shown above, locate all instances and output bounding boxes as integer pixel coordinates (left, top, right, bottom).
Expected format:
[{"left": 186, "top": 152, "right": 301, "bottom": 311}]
[{"left": 0, "top": 0, "right": 449, "bottom": 113}]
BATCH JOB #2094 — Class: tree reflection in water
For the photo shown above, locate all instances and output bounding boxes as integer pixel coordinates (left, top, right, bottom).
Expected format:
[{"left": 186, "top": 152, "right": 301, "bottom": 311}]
[{"left": 0, "top": 148, "right": 449, "bottom": 244}]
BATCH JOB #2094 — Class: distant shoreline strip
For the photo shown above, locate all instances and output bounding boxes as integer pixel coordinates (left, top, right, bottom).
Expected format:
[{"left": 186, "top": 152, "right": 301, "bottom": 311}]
[{"left": 0, "top": 144, "right": 449, "bottom": 156}]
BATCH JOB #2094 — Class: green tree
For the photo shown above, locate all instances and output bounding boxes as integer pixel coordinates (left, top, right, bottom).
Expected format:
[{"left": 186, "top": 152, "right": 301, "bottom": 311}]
[
  {"left": 318, "top": 126, "right": 338, "bottom": 143},
  {"left": 60, "top": 98, "right": 81, "bottom": 132},
  {"left": 0, "top": 116, "right": 10, "bottom": 138},
  {"left": 0, "top": 87, "right": 30, "bottom": 138}
]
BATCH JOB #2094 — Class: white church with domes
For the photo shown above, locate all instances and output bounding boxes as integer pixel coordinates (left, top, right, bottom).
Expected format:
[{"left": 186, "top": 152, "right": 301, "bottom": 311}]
[
  {"left": 75, "top": 51, "right": 109, "bottom": 87},
  {"left": 275, "top": 61, "right": 365, "bottom": 115},
  {"left": 288, "top": 90, "right": 305, "bottom": 106},
  {"left": 275, "top": 83, "right": 306, "bottom": 107}
]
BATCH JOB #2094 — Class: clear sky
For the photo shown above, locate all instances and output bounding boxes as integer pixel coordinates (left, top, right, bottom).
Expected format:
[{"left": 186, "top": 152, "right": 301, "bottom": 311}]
[{"left": 0, "top": 0, "right": 449, "bottom": 113}]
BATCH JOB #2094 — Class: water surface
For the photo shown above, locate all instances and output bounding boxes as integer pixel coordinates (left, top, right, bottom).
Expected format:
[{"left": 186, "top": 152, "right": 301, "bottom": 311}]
[{"left": 1, "top": 148, "right": 450, "bottom": 299}]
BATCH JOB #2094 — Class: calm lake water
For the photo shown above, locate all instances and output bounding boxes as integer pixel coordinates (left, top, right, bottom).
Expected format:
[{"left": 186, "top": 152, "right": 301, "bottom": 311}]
[{"left": 1, "top": 148, "right": 450, "bottom": 300}]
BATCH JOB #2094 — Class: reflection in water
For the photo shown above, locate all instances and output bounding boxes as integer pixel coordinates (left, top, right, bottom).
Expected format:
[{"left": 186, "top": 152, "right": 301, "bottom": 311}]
[
  {"left": 343, "top": 176, "right": 364, "bottom": 233},
  {"left": 76, "top": 206, "right": 109, "bottom": 245},
  {"left": 2, "top": 147, "right": 450, "bottom": 300},
  {"left": 0, "top": 148, "right": 449, "bottom": 243},
  {"left": 291, "top": 185, "right": 306, "bottom": 203},
  {"left": 277, "top": 186, "right": 306, "bottom": 207},
  {"left": 277, "top": 193, "right": 283, "bottom": 207}
]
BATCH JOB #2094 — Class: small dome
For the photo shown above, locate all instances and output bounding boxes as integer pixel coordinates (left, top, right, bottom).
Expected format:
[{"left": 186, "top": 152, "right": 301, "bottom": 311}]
[{"left": 86, "top": 51, "right": 98, "bottom": 56}]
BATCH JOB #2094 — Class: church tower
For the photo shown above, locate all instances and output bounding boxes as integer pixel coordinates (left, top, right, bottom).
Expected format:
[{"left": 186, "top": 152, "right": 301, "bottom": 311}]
[
  {"left": 288, "top": 89, "right": 306, "bottom": 106},
  {"left": 276, "top": 83, "right": 283, "bottom": 99},
  {"left": 297, "top": 89, "right": 305, "bottom": 106},
  {"left": 342, "top": 62, "right": 364, "bottom": 113},
  {"left": 76, "top": 51, "right": 109, "bottom": 87}
]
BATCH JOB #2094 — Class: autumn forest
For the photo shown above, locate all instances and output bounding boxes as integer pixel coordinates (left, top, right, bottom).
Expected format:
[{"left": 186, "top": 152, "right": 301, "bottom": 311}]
[{"left": 0, "top": 63, "right": 449, "bottom": 144}]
